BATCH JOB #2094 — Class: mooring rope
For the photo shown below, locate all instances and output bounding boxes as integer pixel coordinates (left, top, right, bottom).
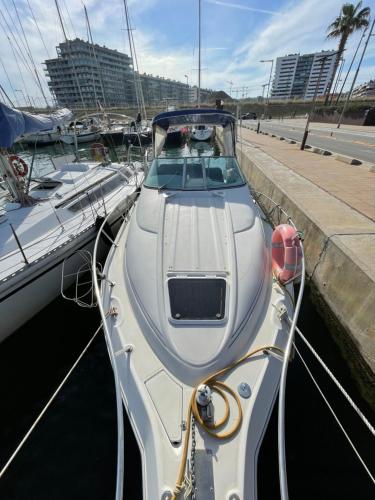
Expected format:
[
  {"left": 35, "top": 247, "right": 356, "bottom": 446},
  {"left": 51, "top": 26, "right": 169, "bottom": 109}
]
[
  {"left": 294, "top": 344, "right": 375, "bottom": 485},
  {"left": 291, "top": 322, "right": 375, "bottom": 437}
]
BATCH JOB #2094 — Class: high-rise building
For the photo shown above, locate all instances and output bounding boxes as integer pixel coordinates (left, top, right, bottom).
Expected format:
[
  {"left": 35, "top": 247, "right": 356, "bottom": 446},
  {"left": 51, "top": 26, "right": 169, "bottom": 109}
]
[
  {"left": 44, "top": 38, "right": 192, "bottom": 108},
  {"left": 271, "top": 50, "right": 336, "bottom": 100},
  {"left": 45, "top": 38, "right": 135, "bottom": 108}
]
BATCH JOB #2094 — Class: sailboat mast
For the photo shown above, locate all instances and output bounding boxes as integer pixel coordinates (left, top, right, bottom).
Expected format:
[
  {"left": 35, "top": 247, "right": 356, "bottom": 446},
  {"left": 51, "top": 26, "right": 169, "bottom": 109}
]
[
  {"left": 198, "top": 0, "right": 201, "bottom": 107},
  {"left": 54, "top": 0, "right": 86, "bottom": 111},
  {"left": 123, "top": 0, "right": 140, "bottom": 113},
  {"left": 83, "top": 3, "right": 107, "bottom": 108},
  {"left": 123, "top": 0, "right": 146, "bottom": 120},
  {"left": 54, "top": 0, "right": 67, "bottom": 41}
]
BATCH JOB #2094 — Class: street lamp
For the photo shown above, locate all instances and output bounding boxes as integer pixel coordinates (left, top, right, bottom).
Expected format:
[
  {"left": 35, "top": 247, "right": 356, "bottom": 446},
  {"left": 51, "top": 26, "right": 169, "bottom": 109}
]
[
  {"left": 257, "top": 83, "right": 269, "bottom": 133},
  {"left": 260, "top": 59, "right": 274, "bottom": 111},
  {"left": 337, "top": 18, "right": 375, "bottom": 129},
  {"left": 301, "top": 49, "right": 341, "bottom": 149}
]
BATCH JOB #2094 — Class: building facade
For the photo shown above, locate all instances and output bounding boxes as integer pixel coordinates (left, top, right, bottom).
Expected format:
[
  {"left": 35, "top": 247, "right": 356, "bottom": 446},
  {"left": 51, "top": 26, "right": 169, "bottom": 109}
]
[
  {"left": 188, "top": 85, "right": 213, "bottom": 104},
  {"left": 45, "top": 38, "right": 192, "bottom": 108},
  {"left": 140, "top": 74, "right": 189, "bottom": 105},
  {"left": 352, "top": 80, "right": 375, "bottom": 99},
  {"left": 45, "top": 38, "right": 135, "bottom": 108},
  {"left": 271, "top": 50, "right": 336, "bottom": 100}
]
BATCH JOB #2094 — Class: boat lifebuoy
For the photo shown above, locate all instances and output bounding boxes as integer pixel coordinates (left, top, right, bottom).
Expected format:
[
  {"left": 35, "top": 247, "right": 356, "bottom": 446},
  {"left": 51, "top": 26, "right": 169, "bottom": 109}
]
[
  {"left": 8, "top": 155, "right": 28, "bottom": 177},
  {"left": 90, "top": 142, "right": 107, "bottom": 161},
  {"left": 271, "top": 224, "right": 302, "bottom": 283}
]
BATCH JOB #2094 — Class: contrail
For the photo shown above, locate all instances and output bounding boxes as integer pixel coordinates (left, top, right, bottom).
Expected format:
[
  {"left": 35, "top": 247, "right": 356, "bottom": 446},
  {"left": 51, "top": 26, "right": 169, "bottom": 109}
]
[{"left": 205, "top": 0, "right": 284, "bottom": 16}]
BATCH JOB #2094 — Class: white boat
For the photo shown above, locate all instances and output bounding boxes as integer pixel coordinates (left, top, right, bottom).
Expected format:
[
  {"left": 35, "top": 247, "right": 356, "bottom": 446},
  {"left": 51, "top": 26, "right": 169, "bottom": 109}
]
[
  {"left": 191, "top": 124, "right": 214, "bottom": 141},
  {"left": 94, "top": 108, "right": 304, "bottom": 499},
  {"left": 0, "top": 103, "right": 144, "bottom": 341},
  {"left": 19, "top": 108, "right": 73, "bottom": 146},
  {"left": 60, "top": 127, "right": 101, "bottom": 144},
  {"left": 21, "top": 129, "right": 62, "bottom": 146}
]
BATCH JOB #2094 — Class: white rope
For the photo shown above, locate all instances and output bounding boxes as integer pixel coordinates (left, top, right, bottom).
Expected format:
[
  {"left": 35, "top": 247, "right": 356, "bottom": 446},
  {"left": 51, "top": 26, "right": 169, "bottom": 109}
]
[
  {"left": 292, "top": 323, "right": 375, "bottom": 437},
  {"left": 278, "top": 245, "right": 306, "bottom": 500},
  {"left": 0, "top": 323, "right": 103, "bottom": 479},
  {"left": 294, "top": 344, "right": 375, "bottom": 485}
]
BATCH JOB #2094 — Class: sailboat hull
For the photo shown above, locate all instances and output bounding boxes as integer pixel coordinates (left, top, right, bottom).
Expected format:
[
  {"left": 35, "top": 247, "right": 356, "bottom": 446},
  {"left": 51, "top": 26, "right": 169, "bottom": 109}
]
[
  {"left": 60, "top": 131, "right": 101, "bottom": 144},
  {"left": 0, "top": 201, "right": 128, "bottom": 342}
]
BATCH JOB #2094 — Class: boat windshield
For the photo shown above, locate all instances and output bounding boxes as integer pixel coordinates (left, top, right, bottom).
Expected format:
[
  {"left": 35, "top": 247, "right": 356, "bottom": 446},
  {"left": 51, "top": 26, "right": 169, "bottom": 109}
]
[{"left": 144, "top": 156, "right": 245, "bottom": 190}]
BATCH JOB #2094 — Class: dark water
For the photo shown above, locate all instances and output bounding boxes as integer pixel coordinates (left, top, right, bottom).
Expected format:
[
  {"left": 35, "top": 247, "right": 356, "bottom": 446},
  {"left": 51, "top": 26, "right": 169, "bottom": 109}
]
[{"left": 0, "top": 140, "right": 374, "bottom": 499}]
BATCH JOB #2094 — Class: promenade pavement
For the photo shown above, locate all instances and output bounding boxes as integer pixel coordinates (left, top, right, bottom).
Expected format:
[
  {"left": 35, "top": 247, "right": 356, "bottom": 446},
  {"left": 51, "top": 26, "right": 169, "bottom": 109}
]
[
  {"left": 260, "top": 118, "right": 375, "bottom": 134},
  {"left": 239, "top": 126, "right": 375, "bottom": 223}
]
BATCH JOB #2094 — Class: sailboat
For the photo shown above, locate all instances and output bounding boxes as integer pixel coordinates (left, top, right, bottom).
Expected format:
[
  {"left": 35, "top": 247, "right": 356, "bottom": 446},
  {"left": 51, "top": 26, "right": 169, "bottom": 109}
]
[
  {"left": 93, "top": 107, "right": 304, "bottom": 498},
  {"left": 0, "top": 102, "right": 143, "bottom": 341},
  {"left": 59, "top": 117, "right": 102, "bottom": 144}
]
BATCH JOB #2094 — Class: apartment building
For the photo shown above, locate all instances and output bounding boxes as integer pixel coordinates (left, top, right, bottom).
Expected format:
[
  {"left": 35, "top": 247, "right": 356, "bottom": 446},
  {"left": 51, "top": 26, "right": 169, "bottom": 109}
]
[
  {"left": 45, "top": 38, "right": 135, "bottom": 108},
  {"left": 271, "top": 50, "right": 336, "bottom": 100},
  {"left": 45, "top": 39, "right": 192, "bottom": 108},
  {"left": 352, "top": 79, "right": 375, "bottom": 99},
  {"left": 140, "top": 74, "right": 190, "bottom": 105}
]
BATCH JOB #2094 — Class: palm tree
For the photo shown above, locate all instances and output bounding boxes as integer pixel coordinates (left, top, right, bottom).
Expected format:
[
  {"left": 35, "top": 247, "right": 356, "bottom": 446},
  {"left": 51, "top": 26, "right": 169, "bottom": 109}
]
[{"left": 325, "top": 1, "right": 370, "bottom": 102}]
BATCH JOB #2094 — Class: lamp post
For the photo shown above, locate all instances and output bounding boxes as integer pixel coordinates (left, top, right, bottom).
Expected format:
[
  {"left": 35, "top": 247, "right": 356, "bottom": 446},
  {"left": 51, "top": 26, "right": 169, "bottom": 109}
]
[
  {"left": 257, "top": 83, "right": 268, "bottom": 133},
  {"left": 300, "top": 50, "right": 341, "bottom": 149},
  {"left": 260, "top": 59, "right": 274, "bottom": 117},
  {"left": 329, "top": 56, "right": 345, "bottom": 105},
  {"left": 337, "top": 18, "right": 375, "bottom": 129},
  {"left": 336, "top": 29, "right": 366, "bottom": 105}
]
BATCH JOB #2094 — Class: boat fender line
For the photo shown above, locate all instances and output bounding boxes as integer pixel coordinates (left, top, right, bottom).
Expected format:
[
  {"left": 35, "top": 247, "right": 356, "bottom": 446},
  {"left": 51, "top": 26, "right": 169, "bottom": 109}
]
[
  {"left": 171, "top": 344, "right": 284, "bottom": 499},
  {"left": 8, "top": 155, "right": 28, "bottom": 177},
  {"left": 271, "top": 224, "right": 302, "bottom": 284}
]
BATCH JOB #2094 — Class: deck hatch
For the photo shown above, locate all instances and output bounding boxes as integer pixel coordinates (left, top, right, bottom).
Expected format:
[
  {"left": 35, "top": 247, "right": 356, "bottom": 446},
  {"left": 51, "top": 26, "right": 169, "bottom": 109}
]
[{"left": 168, "top": 278, "right": 226, "bottom": 320}]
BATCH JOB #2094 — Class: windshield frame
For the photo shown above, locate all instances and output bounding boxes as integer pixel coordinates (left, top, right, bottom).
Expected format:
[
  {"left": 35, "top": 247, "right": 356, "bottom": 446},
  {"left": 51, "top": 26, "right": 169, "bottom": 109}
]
[{"left": 144, "top": 156, "right": 246, "bottom": 191}]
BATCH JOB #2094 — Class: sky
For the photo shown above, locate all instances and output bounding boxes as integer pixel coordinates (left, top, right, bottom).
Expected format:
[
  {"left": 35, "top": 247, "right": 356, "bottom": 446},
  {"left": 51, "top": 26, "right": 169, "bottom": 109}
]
[{"left": 0, "top": 0, "right": 374, "bottom": 107}]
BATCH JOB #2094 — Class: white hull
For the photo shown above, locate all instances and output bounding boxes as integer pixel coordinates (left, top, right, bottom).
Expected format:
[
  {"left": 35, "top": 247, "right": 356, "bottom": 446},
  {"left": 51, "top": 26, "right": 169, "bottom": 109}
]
[
  {"left": 100, "top": 185, "right": 294, "bottom": 498},
  {"left": 0, "top": 205, "right": 126, "bottom": 342},
  {"left": 0, "top": 159, "right": 143, "bottom": 341},
  {"left": 60, "top": 131, "right": 101, "bottom": 144},
  {"left": 22, "top": 131, "right": 62, "bottom": 145}
]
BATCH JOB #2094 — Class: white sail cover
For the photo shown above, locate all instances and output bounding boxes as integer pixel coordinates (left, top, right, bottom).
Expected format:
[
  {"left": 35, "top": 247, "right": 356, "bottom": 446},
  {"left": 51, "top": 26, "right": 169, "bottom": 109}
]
[{"left": 0, "top": 103, "right": 73, "bottom": 148}]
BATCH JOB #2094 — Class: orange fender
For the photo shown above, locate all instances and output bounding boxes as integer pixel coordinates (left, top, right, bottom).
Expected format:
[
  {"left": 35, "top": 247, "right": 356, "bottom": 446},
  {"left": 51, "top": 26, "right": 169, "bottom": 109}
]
[{"left": 271, "top": 224, "right": 302, "bottom": 283}]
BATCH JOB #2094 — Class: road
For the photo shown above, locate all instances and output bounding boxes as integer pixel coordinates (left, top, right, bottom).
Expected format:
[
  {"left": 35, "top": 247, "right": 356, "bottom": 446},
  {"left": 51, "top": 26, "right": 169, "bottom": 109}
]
[{"left": 242, "top": 119, "right": 375, "bottom": 164}]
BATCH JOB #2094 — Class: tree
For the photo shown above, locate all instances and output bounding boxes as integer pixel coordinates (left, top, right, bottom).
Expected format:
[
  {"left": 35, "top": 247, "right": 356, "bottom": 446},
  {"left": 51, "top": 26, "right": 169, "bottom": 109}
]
[{"left": 325, "top": 1, "right": 370, "bottom": 103}]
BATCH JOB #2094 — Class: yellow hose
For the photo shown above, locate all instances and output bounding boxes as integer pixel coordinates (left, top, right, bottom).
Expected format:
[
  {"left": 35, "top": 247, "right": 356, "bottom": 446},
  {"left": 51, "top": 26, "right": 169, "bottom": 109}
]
[{"left": 171, "top": 344, "right": 284, "bottom": 499}]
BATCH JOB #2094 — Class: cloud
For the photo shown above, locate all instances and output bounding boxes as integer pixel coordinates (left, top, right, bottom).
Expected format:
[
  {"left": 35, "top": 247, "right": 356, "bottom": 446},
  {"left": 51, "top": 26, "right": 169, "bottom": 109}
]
[
  {"left": 204, "top": 0, "right": 284, "bottom": 16},
  {"left": 204, "top": 47, "right": 229, "bottom": 51}
]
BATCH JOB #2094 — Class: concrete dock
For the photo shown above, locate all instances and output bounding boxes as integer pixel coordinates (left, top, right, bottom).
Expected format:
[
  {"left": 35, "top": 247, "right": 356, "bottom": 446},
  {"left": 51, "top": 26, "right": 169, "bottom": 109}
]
[{"left": 237, "top": 126, "right": 375, "bottom": 403}]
